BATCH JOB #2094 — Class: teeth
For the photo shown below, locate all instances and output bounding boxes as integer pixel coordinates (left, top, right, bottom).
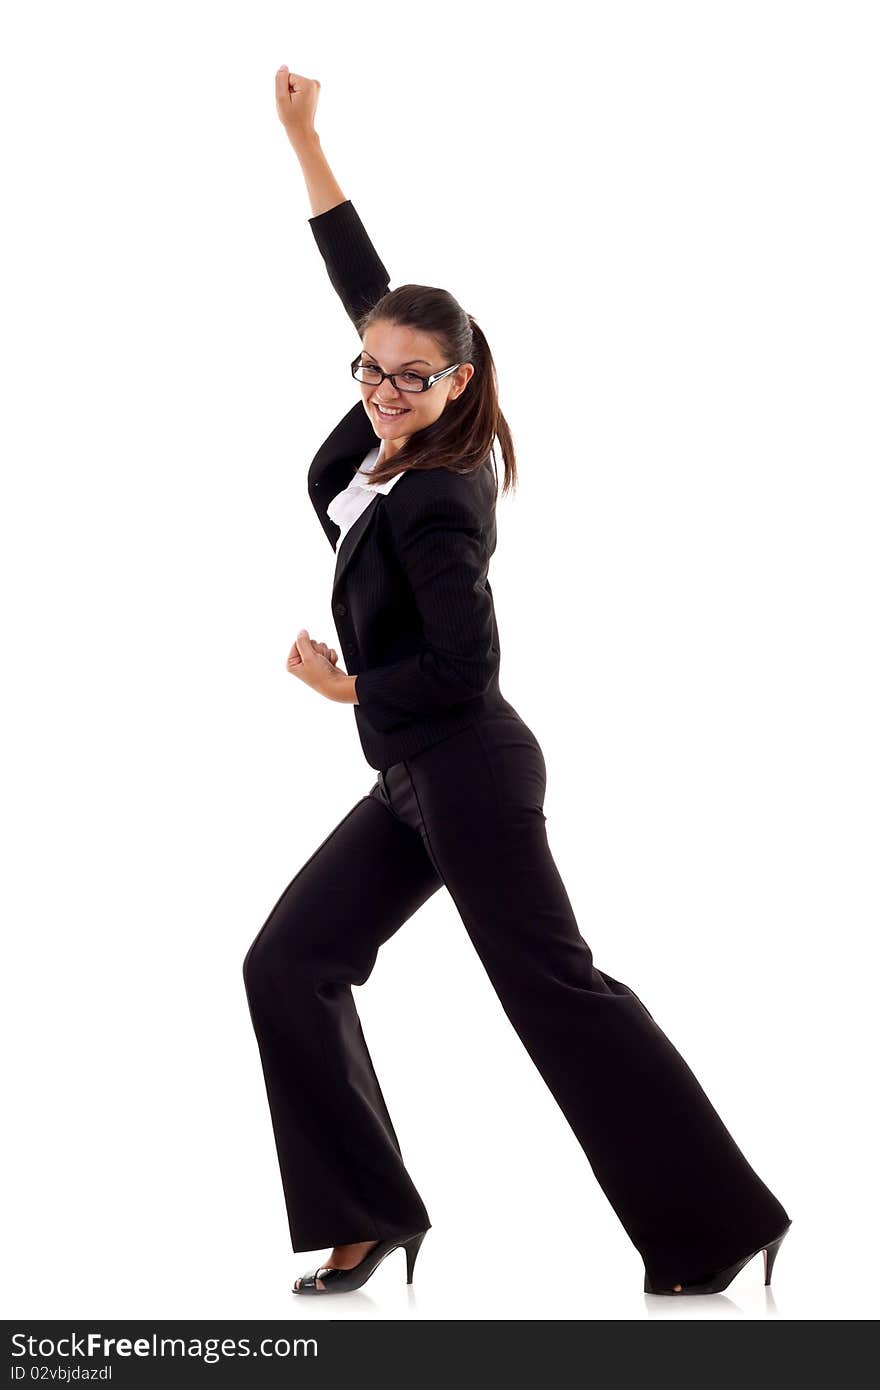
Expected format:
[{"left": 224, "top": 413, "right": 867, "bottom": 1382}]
[{"left": 376, "top": 405, "right": 408, "bottom": 415}]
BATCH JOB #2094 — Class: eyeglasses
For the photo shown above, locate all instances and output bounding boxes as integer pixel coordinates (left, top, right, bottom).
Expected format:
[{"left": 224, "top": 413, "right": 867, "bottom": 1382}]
[{"left": 351, "top": 354, "right": 462, "bottom": 394}]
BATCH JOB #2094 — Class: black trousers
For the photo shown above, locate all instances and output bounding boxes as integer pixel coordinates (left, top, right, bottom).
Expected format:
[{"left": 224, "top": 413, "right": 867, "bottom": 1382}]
[{"left": 243, "top": 711, "right": 790, "bottom": 1287}]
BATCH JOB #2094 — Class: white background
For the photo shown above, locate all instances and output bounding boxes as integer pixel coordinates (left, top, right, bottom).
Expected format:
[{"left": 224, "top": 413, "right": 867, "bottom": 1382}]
[{"left": 2, "top": 0, "right": 877, "bottom": 1322}]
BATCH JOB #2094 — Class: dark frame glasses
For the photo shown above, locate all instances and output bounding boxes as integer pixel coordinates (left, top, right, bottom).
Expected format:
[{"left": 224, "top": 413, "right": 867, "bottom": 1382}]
[{"left": 351, "top": 354, "right": 463, "bottom": 393}]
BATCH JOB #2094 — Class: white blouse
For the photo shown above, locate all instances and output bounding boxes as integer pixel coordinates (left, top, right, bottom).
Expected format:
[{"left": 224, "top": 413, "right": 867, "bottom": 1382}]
[{"left": 326, "top": 445, "right": 405, "bottom": 545}]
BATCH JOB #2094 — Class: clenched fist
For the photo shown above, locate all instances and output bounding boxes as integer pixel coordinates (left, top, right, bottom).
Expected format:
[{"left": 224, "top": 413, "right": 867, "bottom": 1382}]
[
  {"left": 288, "top": 633, "right": 338, "bottom": 670},
  {"left": 275, "top": 67, "right": 321, "bottom": 144},
  {"left": 286, "top": 628, "right": 358, "bottom": 705}
]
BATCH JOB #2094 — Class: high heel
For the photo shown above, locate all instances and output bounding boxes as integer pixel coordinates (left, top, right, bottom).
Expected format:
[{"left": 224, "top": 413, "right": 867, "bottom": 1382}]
[
  {"left": 404, "top": 1229, "right": 427, "bottom": 1282},
  {"left": 643, "top": 1219, "right": 792, "bottom": 1296},
  {"left": 292, "top": 1229, "right": 429, "bottom": 1296}
]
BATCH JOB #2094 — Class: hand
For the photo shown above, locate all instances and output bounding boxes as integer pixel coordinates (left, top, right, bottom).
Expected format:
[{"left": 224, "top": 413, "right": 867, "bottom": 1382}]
[
  {"left": 287, "top": 631, "right": 339, "bottom": 671},
  {"left": 286, "top": 628, "right": 352, "bottom": 703},
  {"left": 275, "top": 67, "right": 321, "bottom": 145}
]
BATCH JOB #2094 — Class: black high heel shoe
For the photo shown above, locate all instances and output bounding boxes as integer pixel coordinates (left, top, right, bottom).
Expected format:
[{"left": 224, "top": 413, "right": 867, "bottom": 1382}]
[
  {"left": 643, "top": 1220, "right": 792, "bottom": 1295},
  {"left": 292, "top": 1230, "right": 429, "bottom": 1295}
]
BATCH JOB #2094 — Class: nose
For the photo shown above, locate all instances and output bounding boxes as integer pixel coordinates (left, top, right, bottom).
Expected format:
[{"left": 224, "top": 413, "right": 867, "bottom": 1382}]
[{"left": 374, "top": 385, "right": 403, "bottom": 404}]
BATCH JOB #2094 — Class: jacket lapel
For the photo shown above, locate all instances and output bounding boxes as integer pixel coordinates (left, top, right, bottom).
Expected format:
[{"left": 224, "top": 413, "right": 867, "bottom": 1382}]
[{"left": 332, "top": 490, "right": 384, "bottom": 598}]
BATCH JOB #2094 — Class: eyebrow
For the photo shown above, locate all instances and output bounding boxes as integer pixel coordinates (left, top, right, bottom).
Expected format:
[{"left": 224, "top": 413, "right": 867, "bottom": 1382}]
[{"left": 361, "top": 351, "right": 433, "bottom": 368}]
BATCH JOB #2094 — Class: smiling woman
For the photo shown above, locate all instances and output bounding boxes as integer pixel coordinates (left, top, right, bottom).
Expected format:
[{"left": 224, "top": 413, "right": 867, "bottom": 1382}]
[
  {"left": 353, "top": 338, "right": 465, "bottom": 436},
  {"left": 344, "top": 281, "right": 511, "bottom": 488},
  {"left": 242, "top": 65, "right": 794, "bottom": 1305}
]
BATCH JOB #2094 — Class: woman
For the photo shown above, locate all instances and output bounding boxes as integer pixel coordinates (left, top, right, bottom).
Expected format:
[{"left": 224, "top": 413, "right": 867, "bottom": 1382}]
[{"left": 243, "top": 66, "right": 792, "bottom": 1298}]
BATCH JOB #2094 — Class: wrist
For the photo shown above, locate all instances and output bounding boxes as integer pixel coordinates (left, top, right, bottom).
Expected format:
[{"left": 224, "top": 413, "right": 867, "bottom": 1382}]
[
  {"left": 328, "top": 672, "right": 358, "bottom": 705},
  {"left": 289, "top": 126, "right": 321, "bottom": 156}
]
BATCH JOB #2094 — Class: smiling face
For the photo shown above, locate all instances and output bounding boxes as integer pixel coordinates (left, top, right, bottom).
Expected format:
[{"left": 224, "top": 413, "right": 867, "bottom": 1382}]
[{"left": 357, "top": 319, "right": 475, "bottom": 459}]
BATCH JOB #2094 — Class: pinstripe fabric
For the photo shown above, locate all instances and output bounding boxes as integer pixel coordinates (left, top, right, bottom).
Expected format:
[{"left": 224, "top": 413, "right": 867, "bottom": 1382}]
[{"left": 306, "top": 199, "right": 519, "bottom": 770}]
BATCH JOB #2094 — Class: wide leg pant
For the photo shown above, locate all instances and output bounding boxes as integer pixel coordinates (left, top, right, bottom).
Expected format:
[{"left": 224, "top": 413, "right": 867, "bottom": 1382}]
[{"left": 243, "top": 712, "right": 790, "bottom": 1287}]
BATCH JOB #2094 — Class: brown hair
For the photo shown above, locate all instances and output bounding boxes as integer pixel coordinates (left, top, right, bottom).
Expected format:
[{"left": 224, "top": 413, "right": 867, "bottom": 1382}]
[{"left": 355, "top": 284, "right": 517, "bottom": 501}]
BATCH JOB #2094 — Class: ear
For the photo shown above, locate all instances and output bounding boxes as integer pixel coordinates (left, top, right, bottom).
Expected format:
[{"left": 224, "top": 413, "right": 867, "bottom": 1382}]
[{"left": 451, "top": 363, "right": 476, "bottom": 399}]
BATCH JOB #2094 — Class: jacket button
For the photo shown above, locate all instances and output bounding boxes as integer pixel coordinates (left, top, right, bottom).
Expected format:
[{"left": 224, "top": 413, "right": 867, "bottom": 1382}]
[
  {"left": 345, "top": 643, "right": 357, "bottom": 657},
  {"left": 335, "top": 602, "right": 347, "bottom": 616}
]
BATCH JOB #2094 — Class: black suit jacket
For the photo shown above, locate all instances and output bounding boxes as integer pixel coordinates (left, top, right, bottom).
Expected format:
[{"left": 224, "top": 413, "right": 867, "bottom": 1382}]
[{"left": 306, "top": 199, "right": 518, "bottom": 771}]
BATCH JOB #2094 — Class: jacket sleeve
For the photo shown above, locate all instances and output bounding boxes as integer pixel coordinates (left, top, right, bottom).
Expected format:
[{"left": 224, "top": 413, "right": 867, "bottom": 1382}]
[
  {"left": 353, "top": 486, "right": 497, "bottom": 733},
  {"left": 305, "top": 201, "right": 391, "bottom": 551},
  {"left": 308, "top": 199, "right": 392, "bottom": 329}
]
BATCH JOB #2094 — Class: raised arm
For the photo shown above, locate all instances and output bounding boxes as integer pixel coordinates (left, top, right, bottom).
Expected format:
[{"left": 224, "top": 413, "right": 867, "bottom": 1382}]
[{"left": 276, "top": 67, "right": 391, "bottom": 327}]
